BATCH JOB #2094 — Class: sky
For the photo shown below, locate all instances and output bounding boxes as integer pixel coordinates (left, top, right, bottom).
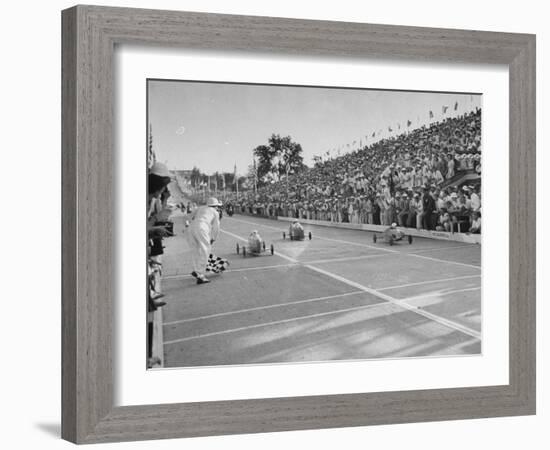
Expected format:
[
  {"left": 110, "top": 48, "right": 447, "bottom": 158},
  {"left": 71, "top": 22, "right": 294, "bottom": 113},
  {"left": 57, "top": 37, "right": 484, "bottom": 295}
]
[{"left": 148, "top": 79, "right": 481, "bottom": 176}]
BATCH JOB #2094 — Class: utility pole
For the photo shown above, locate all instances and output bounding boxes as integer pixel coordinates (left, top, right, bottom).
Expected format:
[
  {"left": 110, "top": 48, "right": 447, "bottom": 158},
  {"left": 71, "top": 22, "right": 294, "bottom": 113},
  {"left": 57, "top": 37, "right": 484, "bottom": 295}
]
[{"left": 285, "top": 163, "right": 290, "bottom": 200}]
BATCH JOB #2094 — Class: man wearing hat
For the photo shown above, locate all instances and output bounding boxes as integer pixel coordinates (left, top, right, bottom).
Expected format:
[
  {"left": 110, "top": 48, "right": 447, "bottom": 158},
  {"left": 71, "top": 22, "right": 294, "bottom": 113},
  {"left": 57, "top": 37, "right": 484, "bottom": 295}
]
[
  {"left": 470, "top": 186, "right": 481, "bottom": 212},
  {"left": 408, "top": 192, "right": 421, "bottom": 228},
  {"left": 397, "top": 192, "right": 410, "bottom": 227},
  {"left": 186, "top": 197, "right": 223, "bottom": 284},
  {"left": 449, "top": 192, "right": 459, "bottom": 209},
  {"left": 148, "top": 162, "right": 174, "bottom": 238},
  {"left": 421, "top": 186, "right": 436, "bottom": 230}
]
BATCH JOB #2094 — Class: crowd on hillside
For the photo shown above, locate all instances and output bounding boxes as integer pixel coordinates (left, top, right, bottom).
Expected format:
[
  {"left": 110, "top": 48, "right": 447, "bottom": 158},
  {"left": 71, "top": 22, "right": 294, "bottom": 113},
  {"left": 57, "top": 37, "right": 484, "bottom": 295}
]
[{"left": 223, "top": 109, "right": 482, "bottom": 234}]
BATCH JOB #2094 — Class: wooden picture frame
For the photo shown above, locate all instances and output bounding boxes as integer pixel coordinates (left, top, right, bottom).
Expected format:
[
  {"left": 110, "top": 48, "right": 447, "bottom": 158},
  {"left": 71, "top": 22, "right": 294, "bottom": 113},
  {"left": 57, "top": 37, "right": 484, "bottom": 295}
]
[{"left": 61, "top": 5, "right": 536, "bottom": 444}]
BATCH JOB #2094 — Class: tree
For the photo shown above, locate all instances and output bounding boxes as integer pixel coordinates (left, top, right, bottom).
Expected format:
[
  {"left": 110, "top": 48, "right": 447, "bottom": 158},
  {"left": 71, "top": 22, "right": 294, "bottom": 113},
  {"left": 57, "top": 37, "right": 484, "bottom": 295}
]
[
  {"left": 236, "top": 176, "right": 245, "bottom": 191},
  {"left": 190, "top": 166, "right": 202, "bottom": 188},
  {"left": 221, "top": 171, "right": 235, "bottom": 189},
  {"left": 253, "top": 134, "right": 305, "bottom": 185}
]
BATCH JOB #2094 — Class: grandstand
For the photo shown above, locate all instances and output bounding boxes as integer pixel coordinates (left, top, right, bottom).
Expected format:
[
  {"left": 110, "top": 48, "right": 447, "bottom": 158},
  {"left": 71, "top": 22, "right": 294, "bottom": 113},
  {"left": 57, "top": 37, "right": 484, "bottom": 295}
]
[{"left": 218, "top": 109, "right": 481, "bottom": 236}]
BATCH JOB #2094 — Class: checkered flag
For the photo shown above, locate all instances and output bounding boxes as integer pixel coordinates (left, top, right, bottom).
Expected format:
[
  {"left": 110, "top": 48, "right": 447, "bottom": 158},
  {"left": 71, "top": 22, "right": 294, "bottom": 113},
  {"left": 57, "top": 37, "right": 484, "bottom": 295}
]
[{"left": 206, "top": 254, "right": 230, "bottom": 273}]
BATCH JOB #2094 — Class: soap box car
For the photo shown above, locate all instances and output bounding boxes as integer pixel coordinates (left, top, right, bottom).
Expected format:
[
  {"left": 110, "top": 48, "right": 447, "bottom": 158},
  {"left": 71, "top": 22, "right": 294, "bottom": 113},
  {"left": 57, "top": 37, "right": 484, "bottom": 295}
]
[
  {"left": 282, "top": 220, "right": 312, "bottom": 241},
  {"left": 236, "top": 231, "right": 274, "bottom": 257},
  {"left": 372, "top": 223, "right": 413, "bottom": 246}
]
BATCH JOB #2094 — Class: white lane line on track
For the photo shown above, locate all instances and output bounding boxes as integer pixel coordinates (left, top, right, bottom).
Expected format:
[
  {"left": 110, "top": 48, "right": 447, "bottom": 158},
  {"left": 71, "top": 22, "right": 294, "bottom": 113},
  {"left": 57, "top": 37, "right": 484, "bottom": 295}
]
[
  {"left": 301, "top": 233, "right": 481, "bottom": 269},
  {"left": 226, "top": 216, "right": 481, "bottom": 269},
  {"left": 379, "top": 275, "right": 481, "bottom": 291},
  {"left": 412, "top": 244, "right": 478, "bottom": 253},
  {"left": 305, "top": 264, "right": 481, "bottom": 340},
  {"left": 221, "top": 228, "right": 481, "bottom": 340},
  {"left": 407, "top": 253, "right": 480, "bottom": 269},
  {"left": 163, "top": 290, "right": 365, "bottom": 326},
  {"left": 163, "top": 263, "right": 297, "bottom": 280},
  {"left": 164, "top": 301, "right": 388, "bottom": 345},
  {"left": 402, "top": 287, "right": 481, "bottom": 302},
  {"left": 304, "top": 253, "right": 392, "bottom": 265}
]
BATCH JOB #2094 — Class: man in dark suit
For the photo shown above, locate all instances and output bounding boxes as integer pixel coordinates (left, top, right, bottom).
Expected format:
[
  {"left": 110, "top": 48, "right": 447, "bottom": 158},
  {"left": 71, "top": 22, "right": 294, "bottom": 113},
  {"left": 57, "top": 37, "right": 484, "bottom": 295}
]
[{"left": 421, "top": 186, "right": 436, "bottom": 230}]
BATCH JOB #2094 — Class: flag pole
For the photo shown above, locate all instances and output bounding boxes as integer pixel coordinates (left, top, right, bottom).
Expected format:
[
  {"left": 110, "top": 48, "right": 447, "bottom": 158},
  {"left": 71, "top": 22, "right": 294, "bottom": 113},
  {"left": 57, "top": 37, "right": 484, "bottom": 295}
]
[{"left": 253, "top": 158, "right": 257, "bottom": 196}]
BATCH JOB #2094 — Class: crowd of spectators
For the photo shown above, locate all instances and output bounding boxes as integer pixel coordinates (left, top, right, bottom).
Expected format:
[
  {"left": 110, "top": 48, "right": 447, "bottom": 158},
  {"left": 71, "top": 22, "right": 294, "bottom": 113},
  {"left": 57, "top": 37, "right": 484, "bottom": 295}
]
[{"left": 223, "top": 109, "right": 482, "bottom": 234}]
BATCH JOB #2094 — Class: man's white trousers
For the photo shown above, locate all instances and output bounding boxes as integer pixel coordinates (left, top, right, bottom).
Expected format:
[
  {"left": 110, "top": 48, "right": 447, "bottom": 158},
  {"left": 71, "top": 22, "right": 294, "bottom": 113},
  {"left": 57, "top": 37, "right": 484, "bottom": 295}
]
[{"left": 186, "top": 223, "right": 211, "bottom": 276}]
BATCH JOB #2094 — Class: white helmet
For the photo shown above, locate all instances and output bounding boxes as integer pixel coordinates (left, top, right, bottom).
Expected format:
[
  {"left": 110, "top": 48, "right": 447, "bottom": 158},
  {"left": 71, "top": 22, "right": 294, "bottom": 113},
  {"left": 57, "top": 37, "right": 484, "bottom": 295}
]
[
  {"left": 391, "top": 222, "right": 397, "bottom": 228},
  {"left": 149, "top": 162, "right": 171, "bottom": 177},
  {"left": 206, "top": 197, "right": 222, "bottom": 207}
]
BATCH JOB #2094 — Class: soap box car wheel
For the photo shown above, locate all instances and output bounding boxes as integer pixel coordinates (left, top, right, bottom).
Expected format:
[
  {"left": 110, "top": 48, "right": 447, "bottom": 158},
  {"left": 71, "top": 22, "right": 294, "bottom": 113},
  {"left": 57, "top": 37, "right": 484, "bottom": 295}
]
[
  {"left": 373, "top": 234, "right": 377, "bottom": 243},
  {"left": 263, "top": 241, "right": 266, "bottom": 251},
  {"left": 270, "top": 244, "right": 274, "bottom": 255},
  {"left": 290, "top": 235, "right": 293, "bottom": 241},
  {"left": 282, "top": 232, "right": 285, "bottom": 239},
  {"left": 242, "top": 246, "right": 246, "bottom": 257},
  {"left": 408, "top": 235, "right": 413, "bottom": 244},
  {"left": 236, "top": 243, "right": 240, "bottom": 254},
  {"left": 388, "top": 236, "right": 394, "bottom": 246},
  {"left": 308, "top": 232, "right": 312, "bottom": 240}
]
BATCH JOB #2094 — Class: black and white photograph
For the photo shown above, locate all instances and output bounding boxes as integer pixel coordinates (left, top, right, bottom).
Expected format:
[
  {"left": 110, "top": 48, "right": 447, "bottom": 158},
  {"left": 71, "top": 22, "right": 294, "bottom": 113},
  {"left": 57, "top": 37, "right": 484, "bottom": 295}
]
[{"left": 146, "top": 79, "right": 482, "bottom": 369}]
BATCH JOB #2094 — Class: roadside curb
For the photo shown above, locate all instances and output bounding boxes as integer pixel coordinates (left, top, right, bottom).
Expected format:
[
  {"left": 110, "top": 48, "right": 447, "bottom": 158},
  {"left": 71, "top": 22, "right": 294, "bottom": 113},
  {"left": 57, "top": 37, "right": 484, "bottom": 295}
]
[{"left": 277, "top": 216, "right": 481, "bottom": 244}]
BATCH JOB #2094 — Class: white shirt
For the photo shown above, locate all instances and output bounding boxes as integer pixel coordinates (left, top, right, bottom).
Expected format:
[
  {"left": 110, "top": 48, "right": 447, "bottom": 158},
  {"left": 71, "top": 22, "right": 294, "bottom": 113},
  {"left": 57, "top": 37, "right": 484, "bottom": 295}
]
[
  {"left": 189, "top": 206, "right": 220, "bottom": 240},
  {"left": 470, "top": 193, "right": 481, "bottom": 211},
  {"left": 471, "top": 218, "right": 481, "bottom": 230}
]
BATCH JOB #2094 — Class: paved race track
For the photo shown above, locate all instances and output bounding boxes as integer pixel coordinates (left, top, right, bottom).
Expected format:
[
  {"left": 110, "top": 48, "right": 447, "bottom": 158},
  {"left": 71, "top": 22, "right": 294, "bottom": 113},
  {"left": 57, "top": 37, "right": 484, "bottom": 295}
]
[{"left": 158, "top": 213, "right": 482, "bottom": 368}]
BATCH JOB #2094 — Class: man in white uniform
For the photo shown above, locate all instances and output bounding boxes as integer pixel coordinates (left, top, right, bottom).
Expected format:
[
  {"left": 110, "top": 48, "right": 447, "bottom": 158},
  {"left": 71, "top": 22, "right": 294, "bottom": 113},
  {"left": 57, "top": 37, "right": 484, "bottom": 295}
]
[{"left": 186, "top": 197, "right": 222, "bottom": 284}]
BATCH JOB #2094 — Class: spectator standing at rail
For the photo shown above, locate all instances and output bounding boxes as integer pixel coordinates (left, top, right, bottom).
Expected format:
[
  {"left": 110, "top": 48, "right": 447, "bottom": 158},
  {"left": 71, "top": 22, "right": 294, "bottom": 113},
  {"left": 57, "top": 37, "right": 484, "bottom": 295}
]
[
  {"left": 470, "top": 186, "right": 481, "bottom": 212},
  {"left": 365, "top": 195, "right": 373, "bottom": 224},
  {"left": 407, "top": 192, "right": 419, "bottom": 228},
  {"left": 469, "top": 211, "right": 482, "bottom": 234},
  {"left": 421, "top": 186, "right": 436, "bottom": 230},
  {"left": 382, "top": 183, "right": 392, "bottom": 225},
  {"left": 415, "top": 193, "right": 423, "bottom": 229},
  {"left": 397, "top": 192, "right": 409, "bottom": 226},
  {"left": 376, "top": 192, "right": 385, "bottom": 225},
  {"left": 456, "top": 192, "right": 470, "bottom": 213},
  {"left": 348, "top": 200, "right": 355, "bottom": 224},
  {"left": 373, "top": 193, "right": 381, "bottom": 225},
  {"left": 436, "top": 207, "right": 452, "bottom": 232}
]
